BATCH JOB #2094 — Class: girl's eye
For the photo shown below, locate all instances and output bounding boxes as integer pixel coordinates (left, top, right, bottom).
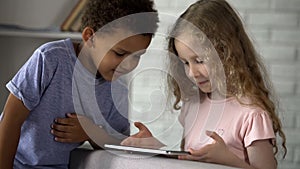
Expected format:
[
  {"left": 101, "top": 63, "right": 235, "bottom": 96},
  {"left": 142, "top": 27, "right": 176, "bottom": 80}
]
[
  {"left": 195, "top": 58, "right": 204, "bottom": 64},
  {"left": 180, "top": 59, "right": 189, "bottom": 66}
]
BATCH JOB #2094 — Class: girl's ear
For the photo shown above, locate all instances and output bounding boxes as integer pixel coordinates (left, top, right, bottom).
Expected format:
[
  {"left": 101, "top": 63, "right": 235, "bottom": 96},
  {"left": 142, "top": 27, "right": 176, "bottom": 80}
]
[{"left": 81, "top": 27, "right": 95, "bottom": 47}]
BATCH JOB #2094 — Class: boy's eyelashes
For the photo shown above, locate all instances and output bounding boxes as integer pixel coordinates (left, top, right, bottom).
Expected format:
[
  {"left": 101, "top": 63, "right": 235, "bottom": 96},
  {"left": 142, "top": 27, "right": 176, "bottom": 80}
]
[
  {"left": 112, "top": 50, "right": 143, "bottom": 61},
  {"left": 113, "top": 50, "right": 127, "bottom": 57}
]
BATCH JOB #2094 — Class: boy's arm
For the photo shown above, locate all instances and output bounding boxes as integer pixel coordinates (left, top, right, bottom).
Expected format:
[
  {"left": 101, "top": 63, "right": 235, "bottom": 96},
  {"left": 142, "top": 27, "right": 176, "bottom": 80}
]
[
  {"left": 51, "top": 113, "right": 122, "bottom": 148},
  {"left": 121, "top": 122, "right": 165, "bottom": 149},
  {"left": 0, "top": 94, "right": 30, "bottom": 169}
]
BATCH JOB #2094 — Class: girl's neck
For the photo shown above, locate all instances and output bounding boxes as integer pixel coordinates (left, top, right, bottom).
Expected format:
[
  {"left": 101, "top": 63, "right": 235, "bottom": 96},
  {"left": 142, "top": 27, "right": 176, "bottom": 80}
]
[{"left": 207, "top": 92, "right": 226, "bottom": 100}]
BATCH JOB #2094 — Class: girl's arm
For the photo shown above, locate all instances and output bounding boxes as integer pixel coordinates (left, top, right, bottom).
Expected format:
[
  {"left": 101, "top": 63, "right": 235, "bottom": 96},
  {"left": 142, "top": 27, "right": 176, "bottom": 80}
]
[
  {"left": 179, "top": 131, "right": 276, "bottom": 169},
  {"left": 0, "top": 94, "right": 30, "bottom": 169},
  {"left": 246, "top": 139, "right": 276, "bottom": 169}
]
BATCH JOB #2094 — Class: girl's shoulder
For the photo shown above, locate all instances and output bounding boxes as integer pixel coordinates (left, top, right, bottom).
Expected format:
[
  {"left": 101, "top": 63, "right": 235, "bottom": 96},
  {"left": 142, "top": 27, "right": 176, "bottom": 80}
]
[
  {"left": 220, "top": 96, "right": 268, "bottom": 118},
  {"left": 230, "top": 97, "right": 271, "bottom": 121}
]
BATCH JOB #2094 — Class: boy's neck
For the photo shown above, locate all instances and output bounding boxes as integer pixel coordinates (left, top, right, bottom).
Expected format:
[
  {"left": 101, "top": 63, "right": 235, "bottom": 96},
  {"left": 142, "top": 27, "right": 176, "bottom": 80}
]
[{"left": 73, "top": 42, "right": 100, "bottom": 78}]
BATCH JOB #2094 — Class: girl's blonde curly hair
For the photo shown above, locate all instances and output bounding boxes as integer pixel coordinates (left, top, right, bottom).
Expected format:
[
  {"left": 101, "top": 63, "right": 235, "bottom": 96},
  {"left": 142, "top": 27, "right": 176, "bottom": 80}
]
[{"left": 167, "top": 0, "right": 287, "bottom": 161}]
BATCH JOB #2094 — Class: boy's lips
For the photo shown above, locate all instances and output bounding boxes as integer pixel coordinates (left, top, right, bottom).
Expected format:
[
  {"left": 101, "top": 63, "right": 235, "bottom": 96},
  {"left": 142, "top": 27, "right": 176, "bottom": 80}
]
[{"left": 113, "top": 69, "right": 129, "bottom": 77}]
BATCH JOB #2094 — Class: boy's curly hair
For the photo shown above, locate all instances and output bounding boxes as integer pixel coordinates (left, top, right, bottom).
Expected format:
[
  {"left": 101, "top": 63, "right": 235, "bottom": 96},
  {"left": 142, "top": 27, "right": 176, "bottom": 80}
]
[{"left": 81, "top": 0, "right": 158, "bottom": 36}]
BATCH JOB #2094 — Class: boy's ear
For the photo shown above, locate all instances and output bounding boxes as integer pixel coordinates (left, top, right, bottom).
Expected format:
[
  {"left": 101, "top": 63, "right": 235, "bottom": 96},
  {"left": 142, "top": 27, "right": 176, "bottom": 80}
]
[{"left": 81, "top": 27, "right": 95, "bottom": 47}]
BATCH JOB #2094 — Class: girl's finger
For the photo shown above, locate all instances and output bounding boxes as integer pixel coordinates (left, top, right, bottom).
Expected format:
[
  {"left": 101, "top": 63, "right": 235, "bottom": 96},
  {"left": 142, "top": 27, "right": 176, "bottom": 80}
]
[
  {"left": 178, "top": 154, "right": 206, "bottom": 161},
  {"left": 189, "top": 147, "right": 210, "bottom": 157},
  {"left": 206, "top": 130, "right": 224, "bottom": 143}
]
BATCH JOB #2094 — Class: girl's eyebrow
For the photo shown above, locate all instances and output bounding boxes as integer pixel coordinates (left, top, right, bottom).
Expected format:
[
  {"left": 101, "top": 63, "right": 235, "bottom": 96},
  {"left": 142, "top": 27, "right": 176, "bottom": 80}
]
[{"left": 179, "top": 55, "right": 200, "bottom": 61}]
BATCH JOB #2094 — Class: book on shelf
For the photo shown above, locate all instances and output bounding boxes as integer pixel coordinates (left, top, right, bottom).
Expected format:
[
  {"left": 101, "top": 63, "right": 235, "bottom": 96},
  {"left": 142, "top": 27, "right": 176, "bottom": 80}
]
[
  {"left": 69, "top": 8, "right": 86, "bottom": 32},
  {"left": 61, "top": 0, "right": 88, "bottom": 32}
]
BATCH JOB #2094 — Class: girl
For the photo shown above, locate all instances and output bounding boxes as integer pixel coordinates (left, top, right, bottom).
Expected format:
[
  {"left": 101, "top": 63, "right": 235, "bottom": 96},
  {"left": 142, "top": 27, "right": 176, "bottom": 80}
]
[
  {"left": 121, "top": 0, "right": 287, "bottom": 169},
  {"left": 0, "top": 0, "right": 158, "bottom": 168}
]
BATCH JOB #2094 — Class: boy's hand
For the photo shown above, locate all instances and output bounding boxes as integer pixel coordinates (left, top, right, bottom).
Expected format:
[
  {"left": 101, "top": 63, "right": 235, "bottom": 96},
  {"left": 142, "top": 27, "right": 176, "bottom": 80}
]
[
  {"left": 121, "top": 122, "right": 165, "bottom": 149},
  {"left": 51, "top": 113, "right": 91, "bottom": 143}
]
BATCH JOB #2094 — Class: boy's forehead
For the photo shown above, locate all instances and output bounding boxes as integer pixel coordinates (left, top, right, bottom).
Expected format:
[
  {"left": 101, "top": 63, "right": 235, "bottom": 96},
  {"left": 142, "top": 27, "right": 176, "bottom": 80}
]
[
  {"left": 94, "top": 28, "right": 137, "bottom": 45},
  {"left": 114, "top": 34, "right": 151, "bottom": 52}
]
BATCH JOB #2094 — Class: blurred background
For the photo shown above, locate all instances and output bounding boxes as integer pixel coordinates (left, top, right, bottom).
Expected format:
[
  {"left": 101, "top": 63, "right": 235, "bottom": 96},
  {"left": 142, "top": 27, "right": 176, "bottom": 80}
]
[{"left": 0, "top": 0, "right": 299, "bottom": 168}]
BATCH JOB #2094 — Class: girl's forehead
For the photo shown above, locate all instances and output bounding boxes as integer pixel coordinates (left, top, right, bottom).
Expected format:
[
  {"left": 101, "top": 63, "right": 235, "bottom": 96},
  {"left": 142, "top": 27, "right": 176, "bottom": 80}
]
[{"left": 175, "top": 36, "right": 212, "bottom": 54}]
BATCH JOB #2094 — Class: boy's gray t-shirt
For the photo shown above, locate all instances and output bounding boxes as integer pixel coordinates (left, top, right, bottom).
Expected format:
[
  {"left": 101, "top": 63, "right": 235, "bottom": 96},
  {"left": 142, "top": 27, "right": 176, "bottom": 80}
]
[{"left": 5, "top": 39, "right": 130, "bottom": 168}]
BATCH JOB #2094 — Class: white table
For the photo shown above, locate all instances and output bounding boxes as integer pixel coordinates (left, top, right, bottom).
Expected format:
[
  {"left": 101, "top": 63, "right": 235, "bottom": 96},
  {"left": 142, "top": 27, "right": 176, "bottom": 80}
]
[{"left": 69, "top": 148, "right": 239, "bottom": 169}]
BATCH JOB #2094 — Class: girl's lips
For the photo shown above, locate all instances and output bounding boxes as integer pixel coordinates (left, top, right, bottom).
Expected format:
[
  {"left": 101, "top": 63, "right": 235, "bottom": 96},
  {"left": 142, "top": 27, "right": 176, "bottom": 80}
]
[{"left": 198, "top": 80, "right": 209, "bottom": 85}]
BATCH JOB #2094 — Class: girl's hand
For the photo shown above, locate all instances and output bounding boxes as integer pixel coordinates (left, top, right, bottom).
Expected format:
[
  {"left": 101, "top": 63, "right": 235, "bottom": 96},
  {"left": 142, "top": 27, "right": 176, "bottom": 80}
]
[
  {"left": 178, "top": 131, "right": 235, "bottom": 165},
  {"left": 51, "top": 113, "right": 90, "bottom": 143},
  {"left": 121, "top": 122, "right": 165, "bottom": 149}
]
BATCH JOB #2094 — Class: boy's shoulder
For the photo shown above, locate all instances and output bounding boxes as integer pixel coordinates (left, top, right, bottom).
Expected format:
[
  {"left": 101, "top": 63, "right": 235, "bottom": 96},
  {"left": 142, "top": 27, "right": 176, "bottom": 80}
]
[
  {"left": 38, "top": 38, "right": 71, "bottom": 53},
  {"left": 33, "top": 38, "right": 75, "bottom": 63}
]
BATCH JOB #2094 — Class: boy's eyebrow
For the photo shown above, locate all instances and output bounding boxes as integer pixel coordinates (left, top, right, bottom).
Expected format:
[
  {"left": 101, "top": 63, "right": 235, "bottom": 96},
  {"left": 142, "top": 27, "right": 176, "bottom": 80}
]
[
  {"left": 115, "top": 47, "right": 147, "bottom": 56},
  {"left": 114, "top": 47, "right": 130, "bottom": 54}
]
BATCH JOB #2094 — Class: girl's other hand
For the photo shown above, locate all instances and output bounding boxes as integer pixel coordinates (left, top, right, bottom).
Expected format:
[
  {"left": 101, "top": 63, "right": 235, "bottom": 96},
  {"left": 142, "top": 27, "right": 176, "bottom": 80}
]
[
  {"left": 51, "top": 113, "right": 90, "bottom": 143},
  {"left": 120, "top": 122, "right": 165, "bottom": 149},
  {"left": 178, "top": 131, "right": 236, "bottom": 165}
]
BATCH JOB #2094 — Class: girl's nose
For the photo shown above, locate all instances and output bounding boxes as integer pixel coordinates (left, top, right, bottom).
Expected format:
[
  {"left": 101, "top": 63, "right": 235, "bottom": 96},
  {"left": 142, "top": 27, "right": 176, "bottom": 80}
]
[{"left": 188, "top": 65, "right": 200, "bottom": 78}]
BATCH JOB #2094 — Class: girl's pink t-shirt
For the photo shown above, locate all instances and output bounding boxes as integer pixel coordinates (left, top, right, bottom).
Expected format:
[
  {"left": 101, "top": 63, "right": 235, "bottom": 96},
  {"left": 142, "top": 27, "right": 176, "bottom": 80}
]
[{"left": 179, "top": 95, "right": 275, "bottom": 161}]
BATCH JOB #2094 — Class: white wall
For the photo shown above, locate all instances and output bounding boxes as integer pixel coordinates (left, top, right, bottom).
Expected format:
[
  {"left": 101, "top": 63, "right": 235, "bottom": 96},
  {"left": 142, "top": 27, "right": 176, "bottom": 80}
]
[{"left": 0, "top": 0, "right": 299, "bottom": 168}]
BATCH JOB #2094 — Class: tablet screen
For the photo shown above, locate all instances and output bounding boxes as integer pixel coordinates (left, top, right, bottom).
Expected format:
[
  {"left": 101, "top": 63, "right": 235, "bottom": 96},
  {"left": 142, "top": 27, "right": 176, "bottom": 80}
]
[{"left": 104, "top": 144, "right": 190, "bottom": 156}]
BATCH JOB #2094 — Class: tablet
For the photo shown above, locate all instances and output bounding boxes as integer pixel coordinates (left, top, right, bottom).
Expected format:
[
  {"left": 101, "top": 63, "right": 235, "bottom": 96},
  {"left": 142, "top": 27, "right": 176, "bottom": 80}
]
[{"left": 104, "top": 144, "right": 190, "bottom": 156}]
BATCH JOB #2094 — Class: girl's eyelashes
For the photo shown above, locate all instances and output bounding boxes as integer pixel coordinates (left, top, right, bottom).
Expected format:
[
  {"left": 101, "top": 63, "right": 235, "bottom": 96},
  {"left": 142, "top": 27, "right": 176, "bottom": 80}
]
[
  {"left": 183, "top": 61, "right": 189, "bottom": 65},
  {"left": 196, "top": 60, "right": 204, "bottom": 64},
  {"left": 195, "top": 57, "right": 204, "bottom": 64},
  {"left": 179, "top": 58, "right": 204, "bottom": 65},
  {"left": 179, "top": 58, "right": 189, "bottom": 65}
]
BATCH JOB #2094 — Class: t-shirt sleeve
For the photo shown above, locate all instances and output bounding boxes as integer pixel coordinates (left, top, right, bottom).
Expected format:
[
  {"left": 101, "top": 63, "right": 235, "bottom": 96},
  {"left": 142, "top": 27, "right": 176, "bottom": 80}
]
[
  {"left": 6, "top": 48, "right": 57, "bottom": 110},
  {"left": 242, "top": 110, "right": 275, "bottom": 147}
]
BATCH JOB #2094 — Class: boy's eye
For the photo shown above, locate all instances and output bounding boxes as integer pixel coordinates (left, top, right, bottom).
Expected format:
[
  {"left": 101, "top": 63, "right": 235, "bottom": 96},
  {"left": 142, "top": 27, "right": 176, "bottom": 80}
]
[{"left": 114, "top": 50, "right": 126, "bottom": 57}]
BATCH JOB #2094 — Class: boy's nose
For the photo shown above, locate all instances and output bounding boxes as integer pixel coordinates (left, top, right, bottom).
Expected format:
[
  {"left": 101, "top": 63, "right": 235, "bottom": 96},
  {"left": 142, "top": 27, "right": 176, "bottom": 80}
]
[{"left": 120, "top": 56, "right": 140, "bottom": 72}]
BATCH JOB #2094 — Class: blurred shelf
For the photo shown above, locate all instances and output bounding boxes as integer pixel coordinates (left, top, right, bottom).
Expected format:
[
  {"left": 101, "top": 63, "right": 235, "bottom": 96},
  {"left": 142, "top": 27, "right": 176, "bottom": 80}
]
[{"left": 0, "top": 27, "right": 81, "bottom": 40}]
